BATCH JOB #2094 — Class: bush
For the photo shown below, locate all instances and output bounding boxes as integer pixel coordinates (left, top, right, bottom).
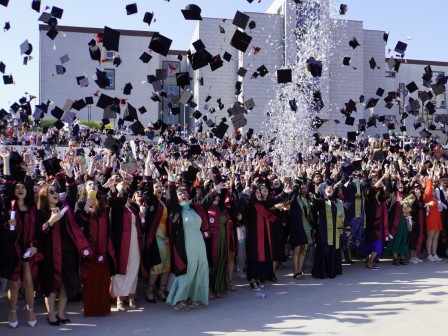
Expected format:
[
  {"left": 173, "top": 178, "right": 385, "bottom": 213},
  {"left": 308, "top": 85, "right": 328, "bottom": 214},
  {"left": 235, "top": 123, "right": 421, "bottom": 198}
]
[{"left": 37, "top": 120, "right": 113, "bottom": 130}]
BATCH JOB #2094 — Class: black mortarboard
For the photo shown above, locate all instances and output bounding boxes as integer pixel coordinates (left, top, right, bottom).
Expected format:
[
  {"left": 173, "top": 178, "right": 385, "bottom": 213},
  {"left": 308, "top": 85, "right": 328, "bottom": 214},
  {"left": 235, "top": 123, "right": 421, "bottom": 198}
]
[
  {"left": 123, "top": 82, "right": 133, "bottom": 95},
  {"left": 233, "top": 10, "right": 249, "bottom": 29},
  {"left": 96, "top": 93, "right": 114, "bottom": 109},
  {"left": 237, "top": 67, "right": 247, "bottom": 77},
  {"left": 51, "top": 6, "right": 63, "bottom": 19},
  {"left": 3, "top": 22, "right": 10, "bottom": 31},
  {"left": 345, "top": 99, "right": 357, "bottom": 113},
  {"left": 349, "top": 37, "right": 360, "bottom": 49},
  {"left": 369, "top": 57, "right": 377, "bottom": 70},
  {"left": 126, "top": 3, "right": 137, "bottom": 15},
  {"left": 244, "top": 98, "right": 255, "bottom": 110},
  {"left": 359, "top": 95, "right": 365, "bottom": 103},
  {"left": 365, "top": 98, "right": 379, "bottom": 109},
  {"left": 31, "top": 0, "right": 40, "bottom": 12},
  {"left": 205, "top": 119, "right": 215, "bottom": 128},
  {"left": 387, "top": 122, "right": 395, "bottom": 130},
  {"left": 425, "top": 101, "right": 436, "bottom": 115},
  {"left": 210, "top": 54, "right": 223, "bottom": 71},
  {"left": 190, "top": 49, "right": 213, "bottom": 70},
  {"left": 432, "top": 84, "right": 446, "bottom": 96},
  {"left": 400, "top": 126, "right": 406, "bottom": 132},
  {"left": 38, "top": 12, "right": 52, "bottom": 24},
  {"left": 170, "top": 105, "right": 181, "bottom": 115},
  {"left": 181, "top": 4, "right": 202, "bottom": 20},
  {"left": 230, "top": 30, "right": 252, "bottom": 53},
  {"left": 20, "top": 40, "right": 33, "bottom": 55},
  {"left": 104, "top": 137, "right": 120, "bottom": 154},
  {"left": 130, "top": 120, "right": 145, "bottom": 135},
  {"left": 176, "top": 72, "right": 190, "bottom": 87},
  {"left": 383, "top": 32, "right": 389, "bottom": 43},
  {"left": 124, "top": 103, "right": 138, "bottom": 122},
  {"left": 72, "top": 99, "right": 86, "bottom": 111},
  {"left": 307, "top": 57, "right": 322, "bottom": 77},
  {"left": 428, "top": 124, "right": 437, "bottom": 131},
  {"left": 192, "top": 110, "right": 202, "bottom": 119},
  {"left": 406, "top": 81, "right": 418, "bottom": 93},
  {"left": 376, "top": 88, "right": 385, "bottom": 97},
  {"left": 339, "top": 4, "right": 348, "bottom": 14},
  {"left": 151, "top": 93, "right": 161, "bottom": 102},
  {"left": 95, "top": 68, "right": 111, "bottom": 89},
  {"left": 414, "top": 122, "right": 422, "bottom": 130},
  {"left": 248, "top": 20, "right": 256, "bottom": 30},
  {"left": 0, "top": 0, "right": 8, "bottom": 6},
  {"left": 343, "top": 57, "right": 351, "bottom": 66},
  {"left": 89, "top": 43, "right": 101, "bottom": 62},
  {"left": 213, "top": 122, "right": 229, "bottom": 139},
  {"left": 347, "top": 131, "right": 357, "bottom": 141},
  {"left": 382, "top": 133, "right": 390, "bottom": 140},
  {"left": 3, "top": 75, "right": 13, "bottom": 84},
  {"left": 46, "top": 28, "right": 59, "bottom": 40},
  {"left": 113, "top": 55, "right": 122, "bottom": 67},
  {"left": 53, "top": 119, "right": 64, "bottom": 130},
  {"left": 85, "top": 96, "right": 94, "bottom": 105},
  {"left": 10, "top": 102, "right": 19, "bottom": 112},
  {"left": 378, "top": 115, "right": 386, "bottom": 123},
  {"left": 192, "top": 39, "right": 206, "bottom": 52},
  {"left": 143, "top": 12, "right": 154, "bottom": 25},
  {"left": 138, "top": 106, "right": 147, "bottom": 115},
  {"left": 43, "top": 157, "right": 62, "bottom": 176},
  {"left": 394, "top": 41, "right": 407, "bottom": 55},
  {"left": 231, "top": 113, "right": 247, "bottom": 129},
  {"left": 149, "top": 33, "right": 172, "bottom": 57},
  {"left": 418, "top": 90, "right": 429, "bottom": 102},
  {"left": 345, "top": 116, "right": 355, "bottom": 126},
  {"left": 179, "top": 90, "right": 193, "bottom": 105},
  {"left": 223, "top": 51, "right": 232, "bottom": 62},
  {"left": 419, "top": 129, "right": 431, "bottom": 138},
  {"left": 257, "top": 65, "right": 269, "bottom": 77},
  {"left": 139, "top": 52, "right": 152, "bottom": 63},
  {"left": 0, "top": 62, "right": 6, "bottom": 74},
  {"left": 103, "top": 26, "right": 120, "bottom": 52},
  {"left": 289, "top": 99, "right": 297, "bottom": 112},
  {"left": 55, "top": 65, "right": 66, "bottom": 75},
  {"left": 409, "top": 99, "right": 420, "bottom": 112},
  {"left": 51, "top": 106, "right": 64, "bottom": 119},
  {"left": 277, "top": 69, "right": 292, "bottom": 83}
]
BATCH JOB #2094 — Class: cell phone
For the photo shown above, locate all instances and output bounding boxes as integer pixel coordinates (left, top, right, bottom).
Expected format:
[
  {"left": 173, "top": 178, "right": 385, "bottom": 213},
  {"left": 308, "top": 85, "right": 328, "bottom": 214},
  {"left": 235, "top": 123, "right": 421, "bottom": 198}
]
[
  {"left": 23, "top": 250, "right": 32, "bottom": 259},
  {"left": 88, "top": 191, "right": 97, "bottom": 199},
  {"left": 60, "top": 206, "right": 69, "bottom": 215}
]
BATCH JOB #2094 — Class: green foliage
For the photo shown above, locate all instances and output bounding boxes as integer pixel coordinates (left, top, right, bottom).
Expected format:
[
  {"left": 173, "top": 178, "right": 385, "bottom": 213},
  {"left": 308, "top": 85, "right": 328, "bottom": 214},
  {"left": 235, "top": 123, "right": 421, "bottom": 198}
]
[{"left": 37, "top": 120, "right": 113, "bottom": 130}]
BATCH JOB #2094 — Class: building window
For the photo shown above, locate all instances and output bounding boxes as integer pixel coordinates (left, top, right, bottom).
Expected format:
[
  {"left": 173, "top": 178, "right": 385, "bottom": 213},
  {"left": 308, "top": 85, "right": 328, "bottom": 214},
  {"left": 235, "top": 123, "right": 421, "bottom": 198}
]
[
  {"left": 103, "top": 68, "right": 115, "bottom": 90},
  {"left": 385, "top": 71, "right": 396, "bottom": 78},
  {"left": 162, "top": 85, "right": 180, "bottom": 124},
  {"left": 162, "top": 61, "right": 180, "bottom": 86},
  {"left": 435, "top": 93, "right": 446, "bottom": 109},
  {"left": 104, "top": 50, "right": 115, "bottom": 63}
]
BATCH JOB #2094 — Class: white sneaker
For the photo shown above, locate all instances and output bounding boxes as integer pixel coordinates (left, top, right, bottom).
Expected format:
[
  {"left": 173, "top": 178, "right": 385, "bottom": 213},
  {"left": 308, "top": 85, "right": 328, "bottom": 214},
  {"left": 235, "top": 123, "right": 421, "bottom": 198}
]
[
  {"left": 415, "top": 257, "right": 423, "bottom": 263},
  {"left": 427, "top": 255, "right": 436, "bottom": 262},
  {"left": 434, "top": 254, "right": 442, "bottom": 261},
  {"left": 409, "top": 257, "right": 419, "bottom": 264}
]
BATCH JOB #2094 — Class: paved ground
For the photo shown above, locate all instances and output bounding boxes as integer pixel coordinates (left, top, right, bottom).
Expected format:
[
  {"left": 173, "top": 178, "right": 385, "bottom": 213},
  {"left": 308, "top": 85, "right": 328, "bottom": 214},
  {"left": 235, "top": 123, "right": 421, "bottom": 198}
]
[{"left": 1, "top": 257, "right": 448, "bottom": 336}]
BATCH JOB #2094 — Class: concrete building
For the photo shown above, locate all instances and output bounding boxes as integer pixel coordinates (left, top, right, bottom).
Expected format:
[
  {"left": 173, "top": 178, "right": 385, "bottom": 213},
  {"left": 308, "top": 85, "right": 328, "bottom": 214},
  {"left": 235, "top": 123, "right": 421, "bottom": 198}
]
[{"left": 39, "top": 25, "right": 188, "bottom": 129}]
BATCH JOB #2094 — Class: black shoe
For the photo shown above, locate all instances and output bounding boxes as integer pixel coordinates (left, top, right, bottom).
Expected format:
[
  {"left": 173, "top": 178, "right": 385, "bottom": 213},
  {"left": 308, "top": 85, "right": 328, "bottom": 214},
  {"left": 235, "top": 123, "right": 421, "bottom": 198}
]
[
  {"left": 250, "top": 281, "right": 260, "bottom": 291},
  {"left": 46, "top": 315, "right": 60, "bottom": 326},
  {"left": 270, "top": 276, "right": 278, "bottom": 282},
  {"left": 57, "top": 315, "right": 71, "bottom": 324}
]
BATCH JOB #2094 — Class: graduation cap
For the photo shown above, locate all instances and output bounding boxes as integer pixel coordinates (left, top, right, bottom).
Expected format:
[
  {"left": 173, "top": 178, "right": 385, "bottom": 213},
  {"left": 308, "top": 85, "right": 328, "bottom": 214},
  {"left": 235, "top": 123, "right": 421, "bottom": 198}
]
[
  {"left": 365, "top": 98, "right": 379, "bottom": 109},
  {"left": 419, "top": 129, "right": 431, "bottom": 138},
  {"left": 198, "top": 76, "right": 204, "bottom": 86},
  {"left": 20, "top": 40, "right": 33, "bottom": 55},
  {"left": 51, "top": 6, "right": 64, "bottom": 19},
  {"left": 96, "top": 93, "right": 114, "bottom": 109},
  {"left": 151, "top": 92, "right": 161, "bottom": 102},
  {"left": 61, "top": 111, "right": 76, "bottom": 123},
  {"left": 425, "top": 101, "right": 436, "bottom": 115},
  {"left": 230, "top": 30, "right": 252, "bottom": 53},
  {"left": 3, "top": 21, "right": 10, "bottom": 31},
  {"left": 149, "top": 33, "right": 172, "bottom": 57},
  {"left": 205, "top": 119, "right": 215, "bottom": 128},
  {"left": 244, "top": 98, "right": 255, "bottom": 110},
  {"left": 257, "top": 65, "right": 269, "bottom": 77},
  {"left": 192, "top": 110, "right": 202, "bottom": 119},
  {"left": 43, "top": 157, "right": 62, "bottom": 176},
  {"left": 347, "top": 131, "right": 357, "bottom": 142},
  {"left": 400, "top": 126, "right": 407, "bottom": 133},
  {"left": 248, "top": 20, "right": 256, "bottom": 30},
  {"left": 0, "top": 61, "right": 6, "bottom": 74},
  {"left": 3, "top": 75, "right": 13, "bottom": 85},
  {"left": 103, "top": 26, "right": 120, "bottom": 52},
  {"left": 231, "top": 113, "right": 247, "bottom": 129},
  {"left": 190, "top": 49, "right": 213, "bottom": 70},
  {"left": 345, "top": 99, "right": 357, "bottom": 113},
  {"left": 307, "top": 57, "right": 322, "bottom": 77},
  {"left": 369, "top": 57, "right": 377, "bottom": 70},
  {"left": 213, "top": 122, "right": 229, "bottom": 139},
  {"left": 230, "top": 102, "right": 245, "bottom": 116},
  {"left": 53, "top": 119, "right": 64, "bottom": 130},
  {"left": 31, "top": 0, "right": 40, "bottom": 12},
  {"left": 210, "top": 54, "right": 224, "bottom": 71},
  {"left": 383, "top": 32, "right": 389, "bottom": 43},
  {"left": 345, "top": 116, "right": 355, "bottom": 126},
  {"left": 60, "top": 54, "right": 70, "bottom": 64},
  {"left": 72, "top": 99, "right": 86, "bottom": 111},
  {"left": 46, "top": 28, "right": 59, "bottom": 40},
  {"left": 138, "top": 106, "right": 147, "bottom": 114},
  {"left": 170, "top": 105, "right": 181, "bottom": 115},
  {"left": 349, "top": 37, "right": 360, "bottom": 49},
  {"left": 113, "top": 55, "right": 122, "bottom": 67},
  {"left": 51, "top": 106, "right": 64, "bottom": 119},
  {"left": 313, "top": 116, "right": 324, "bottom": 129},
  {"left": 418, "top": 90, "right": 430, "bottom": 102},
  {"left": 386, "top": 122, "right": 395, "bottom": 130},
  {"left": 85, "top": 96, "right": 94, "bottom": 105},
  {"left": 342, "top": 57, "right": 351, "bottom": 66},
  {"left": 223, "top": 51, "right": 232, "bottom": 62},
  {"left": 143, "top": 12, "right": 154, "bottom": 26},
  {"left": 277, "top": 69, "right": 292, "bottom": 83},
  {"left": 124, "top": 103, "right": 138, "bottom": 122},
  {"left": 139, "top": 52, "right": 152, "bottom": 63},
  {"left": 123, "top": 82, "right": 133, "bottom": 95},
  {"left": 130, "top": 120, "right": 145, "bottom": 135},
  {"left": 339, "top": 4, "right": 348, "bottom": 15},
  {"left": 104, "top": 137, "right": 120, "bottom": 153},
  {"left": 432, "top": 84, "right": 446, "bottom": 96},
  {"left": 192, "top": 39, "right": 206, "bottom": 52},
  {"left": 95, "top": 69, "right": 111, "bottom": 89},
  {"left": 237, "top": 67, "right": 247, "bottom": 77},
  {"left": 179, "top": 90, "right": 193, "bottom": 104},
  {"left": 409, "top": 99, "right": 420, "bottom": 112},
  {"left": 376, "top": 88, "right": 385, "bottom": 97},
  {"left": 89, "top": 43, "right": 101, "bottom": 62},
  {"left": 126, "top": 3, "right": 137, "bottom": 15},
  {"left": 394, "top": 41, "right": 407, "bottom": 55},
  {"left": 233, "top": 10, "right": 249, "bottom": 29},
  {"left": 181, "top": 4, "right": 202, "bottom": 20},
  {"left": 176, "top": 72, "right": 190, "bottom": 87},
  {"left": 289, "top": 99, "right": 297, "bottom": 112},
  {"left": 55, "top": 65, "right": 66, "bottom": 75},
  {"left": 406, "top": 81, "right": 418, "bottom": 93}
]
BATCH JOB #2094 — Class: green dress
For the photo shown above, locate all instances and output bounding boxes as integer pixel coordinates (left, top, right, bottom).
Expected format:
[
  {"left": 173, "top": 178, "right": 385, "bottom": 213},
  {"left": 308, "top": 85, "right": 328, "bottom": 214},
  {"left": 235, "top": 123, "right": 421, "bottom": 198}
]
[{"left": 167, "top": 206, "right": 209, "bottom": 305}]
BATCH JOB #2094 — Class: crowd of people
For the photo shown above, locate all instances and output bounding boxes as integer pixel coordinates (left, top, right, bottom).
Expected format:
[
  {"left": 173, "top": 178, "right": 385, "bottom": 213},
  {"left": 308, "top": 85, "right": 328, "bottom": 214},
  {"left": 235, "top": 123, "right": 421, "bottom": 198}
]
[{"left": 1, "top": 124, "right": 448, "bottom": 328}]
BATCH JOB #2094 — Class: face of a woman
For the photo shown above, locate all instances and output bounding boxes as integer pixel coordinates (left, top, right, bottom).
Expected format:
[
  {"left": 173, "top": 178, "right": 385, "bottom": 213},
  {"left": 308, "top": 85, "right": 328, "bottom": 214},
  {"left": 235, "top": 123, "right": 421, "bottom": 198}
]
[
  {"left": 414, "top": 189, "right": 421, "bottom": 198},
  {"left": 47, "top": 186, "right": 59, "bottom": 205},
  {"left": 300, "top": 185, "right": 308, "bottom": 195},
  {"left": 255, "top": 188, "right": 262, "bottom": 201},
  {"left": 15, "top": 183, "right": 27, "bottom": 200},
  {"left": 259, "top": 186, "right": 269, "bottom": 200},
  {"left": 325, "top": 185, "right": 334, "bottom": 198},
  {"left": 396, "top": 181, "right": 404, "bottom": 192},
  {"left": 153, "top": 182, "right": 163, "bottom": 199},
  {"left": 177, "top": 189, "right": 189, "bottom": 204},
  {"left": 85, "top": 180, "right": 98, "bottom": 194}
]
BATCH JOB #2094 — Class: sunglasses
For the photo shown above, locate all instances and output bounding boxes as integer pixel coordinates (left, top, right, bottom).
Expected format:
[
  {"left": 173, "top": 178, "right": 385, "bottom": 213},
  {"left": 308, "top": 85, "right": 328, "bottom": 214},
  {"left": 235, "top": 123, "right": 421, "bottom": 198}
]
[{"left": 48, "top": 189, "right": 57, "bottom": 195}]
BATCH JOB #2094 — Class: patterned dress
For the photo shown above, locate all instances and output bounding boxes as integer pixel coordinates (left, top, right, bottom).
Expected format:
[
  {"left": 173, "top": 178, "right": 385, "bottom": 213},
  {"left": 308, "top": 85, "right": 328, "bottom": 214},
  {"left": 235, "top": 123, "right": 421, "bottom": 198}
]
[{"left": 150, "top": 206, "right": 171, "bottom": 275}]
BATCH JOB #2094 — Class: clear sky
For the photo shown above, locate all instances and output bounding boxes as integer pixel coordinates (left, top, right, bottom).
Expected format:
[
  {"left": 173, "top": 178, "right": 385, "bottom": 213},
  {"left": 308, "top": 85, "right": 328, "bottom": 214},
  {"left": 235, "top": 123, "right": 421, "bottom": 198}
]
[{"left": 0, "top": 0, "right": 446, "bottom": 109}]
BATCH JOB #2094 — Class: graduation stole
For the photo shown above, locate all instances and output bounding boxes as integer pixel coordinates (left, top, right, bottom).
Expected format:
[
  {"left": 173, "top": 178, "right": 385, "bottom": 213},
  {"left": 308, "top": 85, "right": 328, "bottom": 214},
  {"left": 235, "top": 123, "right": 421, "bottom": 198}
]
[
  {"left": 325, "top": 199, "right": 345, "bottom": 248},
  {"left": 297, "top": 196, "right": 313, "bottom": 243},
  {"left": 344, "top": 179, "right": 363, "bottom": 219}
]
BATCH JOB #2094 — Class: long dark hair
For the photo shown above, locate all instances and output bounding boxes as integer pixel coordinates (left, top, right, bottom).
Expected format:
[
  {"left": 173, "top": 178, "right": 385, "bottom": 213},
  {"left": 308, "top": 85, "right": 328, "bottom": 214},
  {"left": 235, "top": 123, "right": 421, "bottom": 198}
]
[
  {"left": 12, "top": 180, "right": 35, "bottom": 208},
  {"left": 78, "top": 182, "right": 103, "bottom": 217}
]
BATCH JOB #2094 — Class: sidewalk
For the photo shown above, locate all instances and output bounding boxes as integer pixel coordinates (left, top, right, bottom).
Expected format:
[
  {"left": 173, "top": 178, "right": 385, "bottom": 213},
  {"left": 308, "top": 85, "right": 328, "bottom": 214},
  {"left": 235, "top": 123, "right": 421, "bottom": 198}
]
[{"left": 1, "top": 258, "right": 448, "bottom": 336}]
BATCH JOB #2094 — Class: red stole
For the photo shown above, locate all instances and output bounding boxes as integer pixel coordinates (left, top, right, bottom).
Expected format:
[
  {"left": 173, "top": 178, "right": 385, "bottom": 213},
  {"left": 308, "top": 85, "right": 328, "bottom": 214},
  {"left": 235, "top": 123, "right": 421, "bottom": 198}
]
[
  {"left": 253, "top": 202, "right": 272, "bottom": 262},
  {"left": 49, "top": 204, "right": 92, "bottom": 291},
  {"left": 375, "top": 202, "right": 389, "bottom": 241},
  {"left": 145, "top": 200, "right": 164, "bottom": 249},
  {"left": 208, "top": 205, "right": 220, "bottom": 265},
  {"left": 117, "top": 206, "right": 143, "bottom": 275},
  {"left": 10, "top": 201, "right": 42, "bottom": 281},
  {"left": 390, "top": 193, "right": 404, "bottom": 237},
  {"left": 191, "top": 203, "right": 210, "bottom": 237}
]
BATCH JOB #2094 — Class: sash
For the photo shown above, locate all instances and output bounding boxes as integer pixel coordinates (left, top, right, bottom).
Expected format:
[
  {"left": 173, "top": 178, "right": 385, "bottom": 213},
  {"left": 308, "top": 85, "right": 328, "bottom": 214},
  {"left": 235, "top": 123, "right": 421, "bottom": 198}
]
[
  {"left": 145, "top": 200, "right": 164, "bottom": 249},
  {"left": 296, "top": 196, "right": 313, "bottom": 244},
  {"left": 354, "top": 180, "right": 363, "bottom": 219},
  {"left": 325, "top": 200, "right": 344, "bottom": 249},
  {"left": 253, "top": 202, "right": 272, "bottom": 262}
]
